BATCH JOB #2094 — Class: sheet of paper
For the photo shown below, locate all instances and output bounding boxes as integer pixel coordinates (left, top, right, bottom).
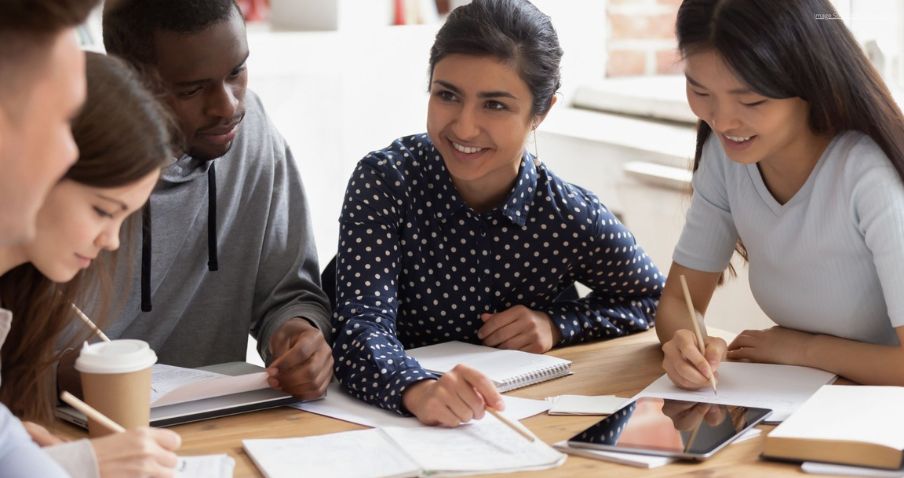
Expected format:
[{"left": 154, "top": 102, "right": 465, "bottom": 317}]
[
  {"left": 636, "top": 362, "right": 836, "bottom": 422},
  {"left": 547, "top": 395, "right": 629, "bottom": 415},
  {"left": 151, "top": 364, "right": 269, "bottom": 408},
  {"left": 381, "top": 413, "right": 565, "bottom": 474},
  {"left": 294, "top": 382, "right": 550, "bottom": 428},
  {"left": 802, "top": 462, "right": 904, "bottom": 477},
  {"left": 176, "top": 454, "right": 235, "bottom": 478},
  {"left": 243, "top": 429, "right": 419, "bottom": 478}
]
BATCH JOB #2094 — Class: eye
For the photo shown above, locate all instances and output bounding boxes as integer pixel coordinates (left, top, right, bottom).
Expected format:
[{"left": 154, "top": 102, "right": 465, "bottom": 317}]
[
  {"left": 93, "top": 206, "right": 113, "bottom": 219},
  {"left": 691, "top": 90, "right": 709, "bottom": 97},
  {"left": 229, "top": 65, "right": 247, "bottom": 79},
  {"left": 484, "top": 100, "right": 508, "bottom": 111},
  {"left": 435, "top": 90, "right": 458, "bottom": 102},
  {"left": 176, "top": 87, "right": 203, "bottom": 99},
  {"left": 741, "top": 99, "right": 768, "bottom": 107}
]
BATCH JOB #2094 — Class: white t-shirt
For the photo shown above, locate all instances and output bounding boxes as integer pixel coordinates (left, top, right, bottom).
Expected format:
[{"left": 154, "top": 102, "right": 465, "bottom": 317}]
[{"left": 675, "top": 131, "right": 904, "bottom": 345}]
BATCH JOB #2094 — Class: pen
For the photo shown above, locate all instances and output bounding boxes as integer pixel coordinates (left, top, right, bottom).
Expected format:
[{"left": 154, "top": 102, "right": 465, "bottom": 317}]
[
  {"left": 70, "top": 303, "right": 111, "bottom": 343},
  {"left": 60, "top": 391, "right": 126, "bottom": 434},
  {"left": 679, "top": 274, "right": 718, "bottom": 396},
  {"left": 486, "top": 407, "right": 535, "bottom": 442}
]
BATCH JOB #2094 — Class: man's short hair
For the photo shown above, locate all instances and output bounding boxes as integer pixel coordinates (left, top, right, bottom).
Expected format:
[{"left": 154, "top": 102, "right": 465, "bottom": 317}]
[{"left": 103, "top": 0, "right": 242, "bottom": 67}]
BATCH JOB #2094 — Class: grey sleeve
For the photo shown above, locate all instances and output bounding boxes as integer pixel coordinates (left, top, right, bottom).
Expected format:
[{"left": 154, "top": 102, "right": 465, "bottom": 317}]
[
  {"left": 250, "top": 142, "right": 332, "bottom": 363},
  {"left": 673, "top": 137, "right": 739, "bottom": 273},
  {"left": 0, "top": 405, "right": 69, "bottom": 478},
  {"left": 44, "top": 440, "right": 99, "bottom": 478}
]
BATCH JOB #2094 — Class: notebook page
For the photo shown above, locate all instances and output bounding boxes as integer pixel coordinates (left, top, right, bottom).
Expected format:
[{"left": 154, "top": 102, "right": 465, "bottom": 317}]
[
  {"left": 382, "top": 413, "right": 565, "bottom": 474},
  {"left": 243, "top": 429, "right": 420, "bottom": 478},
  {"left": 770, "top": 385, "right": 904, "bottom": 449},
  {"left": 151, "top": 364, "right": 269, "bottom": 408},
  {"left": 176, "top": 454, "right": 235, "bottom": 478},
  {"left": 636, "top": 362, "right": 836, "bottom": 422},
  {"left": 407, "top": 341, "right": 570, "bottom": 385}
]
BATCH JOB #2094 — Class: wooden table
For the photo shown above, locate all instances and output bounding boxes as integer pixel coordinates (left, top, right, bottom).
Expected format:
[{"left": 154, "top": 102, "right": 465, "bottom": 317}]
[{"left": 61, "top": 330, "right": 817, "bottom": 477}]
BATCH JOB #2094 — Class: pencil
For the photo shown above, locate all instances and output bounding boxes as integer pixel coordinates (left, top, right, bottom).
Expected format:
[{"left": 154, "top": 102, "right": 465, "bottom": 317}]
[
  {"left": 486, "top": 407, "right": 535, "bottom": 442},
  {"left": 70, "top": 303, "right": 111, "bottom": 343},
  {"left": 60, "top": 391, "right": 126, "bottom": 434},
  {"left": 679, "top": 274, "right": 718, "bottom": 396}
]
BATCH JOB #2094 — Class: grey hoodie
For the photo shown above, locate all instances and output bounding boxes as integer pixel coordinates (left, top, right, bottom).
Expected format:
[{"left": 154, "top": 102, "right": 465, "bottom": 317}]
[{"left": 101, "top": 90, "right": 330, "bottom": 367}]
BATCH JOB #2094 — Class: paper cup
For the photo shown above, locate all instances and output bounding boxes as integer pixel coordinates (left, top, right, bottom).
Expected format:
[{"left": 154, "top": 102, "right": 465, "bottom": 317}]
[{"left": 75, "top": 340, "right": 157, "bottom": 437}]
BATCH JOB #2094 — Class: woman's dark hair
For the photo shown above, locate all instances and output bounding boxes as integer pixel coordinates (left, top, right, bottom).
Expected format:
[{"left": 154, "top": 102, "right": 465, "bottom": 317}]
[
  {"left": 0, "top": 52, "right": 172, "bottom": 423},
  {"left": 677, "top": 0, "right": 904, "bottom": 272},
  {"left": 429, "top": 0, "right": 563, "bottom": 117}
]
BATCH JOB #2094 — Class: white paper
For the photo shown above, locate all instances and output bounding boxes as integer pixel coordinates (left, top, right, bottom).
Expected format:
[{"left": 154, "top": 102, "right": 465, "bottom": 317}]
[
  {"left": 770, "top": 385, "right": 904, "bottom": 449},
  {"left": 547, "top": 395, "right": 629, "bottom": 415},
  {"left": 802, "top": 462, "right": 904, "bottom": 477},
  {"left": 407, "top": 341, "right": 571, "bottom": 385},
  {"left": 294, "top": 382, "right": 551, "bottom": 428},
  {"left": 176, "top": 454, "right": 235, "bottom": 478},
  {"left": 381, "top": 413, "right": 565, "bottom": 474},
  {"left": 243, "top": 429, "right": 419, "bottom": 478},
  {"left": 636, "top": 362, "right": 836, "bottom": 422},
  {"left": 151, "top": 364, "right": 269, "bottom": 408}
]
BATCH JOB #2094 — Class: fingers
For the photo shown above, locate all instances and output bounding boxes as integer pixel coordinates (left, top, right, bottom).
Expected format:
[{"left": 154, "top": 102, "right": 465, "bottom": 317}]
[
  {"left": 477, "top": 309, "right": 522, "bottom": 346},
  {"left": 22, "top": 421, "right": 64, "bottom": 446},
  {"left": 453, "top": 364, "right": 504, "bottom": 410},
  {"left": 147, "top": 427, "right": 182, "bottom": 452},
  {"left": 662, "top": 330, "right": 714, "bottom": 389},
  {"left": 404, "top": 366, "right": 503, "bottom": 427},
  {"left": 272, "top": 345, "right": 333, "bottom": 400}
]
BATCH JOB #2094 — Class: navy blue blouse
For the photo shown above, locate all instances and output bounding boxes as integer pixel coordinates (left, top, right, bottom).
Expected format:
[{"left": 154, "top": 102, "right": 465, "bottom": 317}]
[{"left": 332, "top": 134, "right": 663, "bottom": 414}]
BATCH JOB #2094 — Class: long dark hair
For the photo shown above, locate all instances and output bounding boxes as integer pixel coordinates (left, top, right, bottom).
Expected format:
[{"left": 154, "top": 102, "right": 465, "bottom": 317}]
[
  {"left": 429, "top": 0, "right": 563, "bottom": 117},
  {"left": 677, "top": 0, "right": 904, "bottom": 270},
  {"left": 0, "top": 52, "right": 172, "bottom": 423}
]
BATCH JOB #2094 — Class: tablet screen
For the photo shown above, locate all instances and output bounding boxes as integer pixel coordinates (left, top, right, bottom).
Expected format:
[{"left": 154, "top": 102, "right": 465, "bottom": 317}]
[{"left": 567, "top": 397, "right": 771, "bottom": 458}]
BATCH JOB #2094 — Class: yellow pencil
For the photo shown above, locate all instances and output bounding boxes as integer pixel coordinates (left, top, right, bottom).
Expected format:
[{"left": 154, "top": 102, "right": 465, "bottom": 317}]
[
  {"left": 486, "top": 407, "right": 535, "bottom": 442},
  {"left": 60, "top": 391, "right": 125, "bottom": 434},
  {"left": 679, "top": 274, "right": 718, "bottom": 396}
]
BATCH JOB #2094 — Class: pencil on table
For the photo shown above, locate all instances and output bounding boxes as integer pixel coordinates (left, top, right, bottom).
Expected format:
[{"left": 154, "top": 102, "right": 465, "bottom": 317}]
[
  {"left": 70, "top": 303, "right": 111, "bottom": 343},
  {"left": 486, "top": 407, "right": 535, "bottom": 442},
  {"left": 60, "top": 391, "right": 126, "bottom": 434},
  {"left": 679, "top": 274, "right": 718, "bottom": 396}
]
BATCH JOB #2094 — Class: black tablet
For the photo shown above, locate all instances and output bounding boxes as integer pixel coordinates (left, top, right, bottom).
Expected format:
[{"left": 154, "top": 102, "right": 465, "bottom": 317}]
[{"left": 566, "top": 397, "right": 771, "bottom": 460}]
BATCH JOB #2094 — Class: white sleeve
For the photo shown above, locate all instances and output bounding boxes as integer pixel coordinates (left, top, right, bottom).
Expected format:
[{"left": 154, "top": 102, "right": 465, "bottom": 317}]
[{"left": 672, "top": 136, "right": 739, "bottom": 272}]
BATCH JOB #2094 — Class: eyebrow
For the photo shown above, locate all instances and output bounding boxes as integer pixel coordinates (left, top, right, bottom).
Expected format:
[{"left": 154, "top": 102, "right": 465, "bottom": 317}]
[
  {"left": 433, "top": 80, "right": 518, "bottom": 100},
  {"left": 95, "top": 194, "right": 129, "bottom": 212},
  {"left": 172, "top": 52, "right": 251, "bottom": 88},
  {"left": 685, "top": 74, "right": 754, "bottom": 95}
]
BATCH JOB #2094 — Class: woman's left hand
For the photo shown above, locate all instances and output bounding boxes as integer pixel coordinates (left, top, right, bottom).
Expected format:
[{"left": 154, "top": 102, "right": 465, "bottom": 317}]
[
  {"left": 727, "top": 326, "right": 815, "bottom": 365},
  {"left": 22, "top": 421, "right": 65, "bottom": 446},
  {"left": 478, "top": 305, "right": 561, "bottom": 353}
]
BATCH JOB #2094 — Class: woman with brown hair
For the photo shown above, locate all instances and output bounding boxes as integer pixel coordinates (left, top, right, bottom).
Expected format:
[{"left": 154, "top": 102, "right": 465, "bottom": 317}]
[{"left": 0, "top": 52, "right": 181, "bottom": 478}]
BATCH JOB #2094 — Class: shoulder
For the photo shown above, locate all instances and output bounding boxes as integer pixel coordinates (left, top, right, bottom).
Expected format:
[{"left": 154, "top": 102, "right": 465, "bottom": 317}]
[
  {"left": 355, "top": 133, "right": 437, "bottom": 187},
  {"left": 535, "top": 163, "right": 614, "bottom": 235}
]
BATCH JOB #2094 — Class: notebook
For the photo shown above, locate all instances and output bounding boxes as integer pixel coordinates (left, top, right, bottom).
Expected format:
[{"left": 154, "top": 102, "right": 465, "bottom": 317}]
[
  {"left": 406, "top": 341, "right": 572, "bottom": 392},
  {"left": 763, "top": 385, "right": 904, "bottom": 470},
  {"left": 57, "top": 362, "right": 297, "bottom": 427},
  {"left": 636, "top": 362, "right": 836, "bottom": 422},
  {"left": 242, "top": 413, "right": 566, "bottom": 478}
]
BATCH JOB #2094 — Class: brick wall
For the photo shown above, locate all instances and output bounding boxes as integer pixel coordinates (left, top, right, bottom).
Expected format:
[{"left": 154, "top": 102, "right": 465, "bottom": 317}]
[{"left": 607, "top": 0, "right": 682, "bottom": 77}]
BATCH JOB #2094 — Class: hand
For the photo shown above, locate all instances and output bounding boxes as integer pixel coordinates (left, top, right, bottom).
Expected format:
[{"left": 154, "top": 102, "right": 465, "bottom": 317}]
[
  {"left": 661, "top": 329, "right": 726, "bottom": 390},
  {"left": 267, "top": 318, "right": 333, "bottom": 400},
  {"left": 402, "top": 364, "right": 504, "bottom": 427},
  {"left": 660, "top": 400, "right": 726, "bottom": 431},
  {"left": 727, "top": 326, "right": 814, "bottom": 365},
  {"left": 477, "top": 305, "right": 561, "bottom": 353},
  {"left": 22, "top": 421, "right": 65, "bottom": 446},
  {"left": 90, "top": 427, "right": 181, "bottom": 478}
]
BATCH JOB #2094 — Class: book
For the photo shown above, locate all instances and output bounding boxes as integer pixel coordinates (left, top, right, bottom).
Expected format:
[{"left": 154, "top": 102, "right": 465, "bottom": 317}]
[
  {"left": 763, "top": 385, "right": 904, "bottom": 470},
  {"left": 242, "top": 413, "right": 566, "bottom": 478},
  {"left": 406, "top": 341, "right": 572, "bottom": 392},
  {"left": 637, "top": 362, "right": 836, "bottom": 422},
  {"left": 57, "top": 362, "right": 296, "bottom": 427}
]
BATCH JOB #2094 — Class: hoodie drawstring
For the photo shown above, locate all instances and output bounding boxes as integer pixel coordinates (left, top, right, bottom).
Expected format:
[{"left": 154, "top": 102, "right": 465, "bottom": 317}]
[{"left": 140, "top": 203, "right": 152, "bottom": 312}]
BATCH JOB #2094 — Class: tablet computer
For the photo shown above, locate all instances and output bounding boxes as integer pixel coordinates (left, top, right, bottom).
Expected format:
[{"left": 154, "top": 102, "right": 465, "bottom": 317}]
[{"left": 566, "top": 397, "right": 771, "bottom": 461}]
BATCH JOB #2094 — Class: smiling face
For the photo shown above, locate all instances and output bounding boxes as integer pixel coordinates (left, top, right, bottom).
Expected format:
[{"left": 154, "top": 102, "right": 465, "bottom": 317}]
[
  {"left": 427, "top": 54, "right": 550, "bottom": 203},
  {"left": 153, "top": 7, "right": 248, "bottom": 161},
  {"left": 24, "top": 171, "right": 159, "bottom": 282},
  {"left": 684, "top": 49, "right": 813, "bottom": 166}
]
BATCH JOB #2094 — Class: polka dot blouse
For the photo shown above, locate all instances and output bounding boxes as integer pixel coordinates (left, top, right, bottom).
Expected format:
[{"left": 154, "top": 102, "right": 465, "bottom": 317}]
[{"left": 332, "top": 134, "right": 663, "bottom": 414}]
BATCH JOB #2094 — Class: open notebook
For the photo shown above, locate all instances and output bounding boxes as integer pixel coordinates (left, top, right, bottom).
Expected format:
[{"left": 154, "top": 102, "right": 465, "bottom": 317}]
[
  {"left": 407, "top": 341, "right": 572, "bottom": 392},
  {"left": 243, "top": 413, "right": 565, "bottom": 478}
]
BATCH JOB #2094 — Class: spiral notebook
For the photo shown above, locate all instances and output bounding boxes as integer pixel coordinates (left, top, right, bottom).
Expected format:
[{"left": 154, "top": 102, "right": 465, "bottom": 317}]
[{"left": 407, "top": 341, "right": 572, "bottom": 392}]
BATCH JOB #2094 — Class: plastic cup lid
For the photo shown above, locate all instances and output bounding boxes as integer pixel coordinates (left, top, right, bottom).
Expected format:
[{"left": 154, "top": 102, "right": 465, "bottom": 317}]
[{"left": 75, "top": 339, "right": 158, "bottom": 374}]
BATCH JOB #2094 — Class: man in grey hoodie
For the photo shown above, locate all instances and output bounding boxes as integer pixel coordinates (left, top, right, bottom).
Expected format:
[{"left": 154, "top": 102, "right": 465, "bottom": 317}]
[{"left": 80, "top": 0, "right": 333, "bottom": 400}]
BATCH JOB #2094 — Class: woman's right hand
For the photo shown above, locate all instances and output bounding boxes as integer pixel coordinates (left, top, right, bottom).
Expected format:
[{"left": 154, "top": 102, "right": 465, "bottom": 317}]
[
  {"left": 402, "top": 364, "right": 504, "bottom": 427},
  {"left": 661, "top": 329, "right": 727, "bottom": 390},
  {"left": 90, "top": 427, "right": 181, "bottom": 478}
]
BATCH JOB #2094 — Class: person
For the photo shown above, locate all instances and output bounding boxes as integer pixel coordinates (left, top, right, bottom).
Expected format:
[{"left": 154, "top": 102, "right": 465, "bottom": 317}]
[
  {"left": 0, "top": 0, "right": 95, "bottom": 475},
  {"left": 0, "top": 52, "right": 182, "bottom": 478},
  {"left": 69, "top": 0, "right": 334, "bottom": 400},
  {"left": 656, "top": 0, "right": 904, "bottom": 390},
  {"left": 332, "top": 0, "right": 663, "bottom": 427}
]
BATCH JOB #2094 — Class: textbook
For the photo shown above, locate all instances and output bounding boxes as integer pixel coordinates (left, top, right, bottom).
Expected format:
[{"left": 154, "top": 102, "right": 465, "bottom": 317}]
[
  {"left": 243, "top": 413, "right": 565, "bottom": 478},
  {"left": 407, "top": 341, "right": 572, "bottom": 392},
  {"left": 763, "top": 385, "right": 904, "bottom": 470}
]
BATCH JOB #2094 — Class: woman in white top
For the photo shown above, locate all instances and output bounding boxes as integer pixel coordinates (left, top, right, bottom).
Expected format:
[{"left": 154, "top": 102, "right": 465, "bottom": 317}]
[
  {"left": 657, "top": 0, "right": 904, "bottom": 389},
  {"left": 0, "top": 52, "right": 181, "bottom": 477}
]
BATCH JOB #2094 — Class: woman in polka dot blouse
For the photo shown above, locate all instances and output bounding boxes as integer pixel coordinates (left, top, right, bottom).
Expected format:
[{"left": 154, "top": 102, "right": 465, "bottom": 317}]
[{"left": 332, "top": 0, "right": 664, "bottom": 427}]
